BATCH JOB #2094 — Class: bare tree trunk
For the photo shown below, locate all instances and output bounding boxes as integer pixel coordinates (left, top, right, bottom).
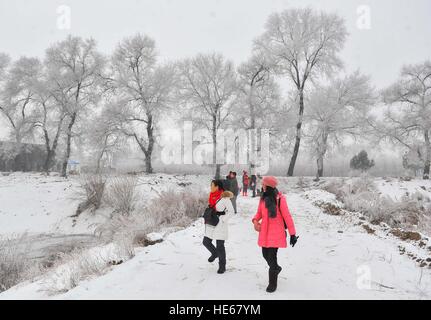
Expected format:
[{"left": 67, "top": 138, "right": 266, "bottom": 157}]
[
  {"left": 43, "top": 116, "right": 64, "bottom": 174},
  {"left": 145, "top": 113, "right": 154, "bottom": 174},
  {"left": 132, "top": 113, "right": 155, "bottom": 174},
  {"left": 424, "top": 129, "right": 430, "bottom": 180},
  {"left": 61, "top": 112, "right": 77, "bottom": 178},
  {"left": 316, "top": 157, "right": 324, "bottom": 178},
  {"left": 248, "top": 100, "right": 256, "bottom": 174},
  {"left": 315, "top": 132, "right": 328, "bottom": 180},
  {"left": 287, "top": 89, "right": 304, "bottom": 177},
  {"left": 212, "top": 114, "right": 221, "bottom": 179},
  {"left": 96, "top": 151, "right": 104, "bottom": 174},
  {"left": 43, "top": 129, "right": 52, "bottom": 174}
]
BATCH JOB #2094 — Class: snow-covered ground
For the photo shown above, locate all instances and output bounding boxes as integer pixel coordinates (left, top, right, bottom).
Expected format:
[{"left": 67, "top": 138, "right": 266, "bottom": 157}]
[
  {"left": 0, "top": 172, "right": 210, "bottom": 236},
  {"left": 0, "top": 173, "right": 79, "bottom": 236},
  {"left": 2, "top": 177, "right": 431, "bottom": 299}
]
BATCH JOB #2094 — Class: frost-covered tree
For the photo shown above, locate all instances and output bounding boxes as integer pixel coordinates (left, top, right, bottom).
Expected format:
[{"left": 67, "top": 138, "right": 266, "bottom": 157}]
[
  {"left": 382, "top": 60, "right": 431, "bottom": 179},
  {"left": 350, "top": 150, "right": 375, "bottom": 173},
  {"left": 402, "top": 144, "right": 424, "bottom": 177},
  {"left": 255, "top": 8, "right": 348, "bottom": 176},
  {"left": 86, "top": 100, "right": 126, "bottom": 173},
  {"left": 110, "top": 34, "right": 175, "bottom": 174},
  {"left": 306, "top": 71, "right": 375, "bottom": 179},
  {"left": 237, "top": 54, "right": 282, "bottom": 173},
  {"left": 0, "top": 56, "right": 42, "bottom": 143},
  {"left": 45, "top": 36, "right": 105, "bottom": 177},
  {"left": 177, "top": 53, "right": 238, "bottom": 179},
  {"left": 31, "top": 68, "right": 67, "bottom": 174}
]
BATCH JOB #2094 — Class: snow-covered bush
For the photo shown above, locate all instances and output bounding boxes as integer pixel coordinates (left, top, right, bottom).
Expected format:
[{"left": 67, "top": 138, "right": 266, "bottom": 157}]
[
  {"left": 104, "top": 176, "right": 139, "bottom": 216},
  {"left": 75, "top": 174, "right": 108, "bottom": 215},
  {"left": 0, "top": 234, "right": 33, "bottom": 292},
  {"left": 323, "top": 175, "right": 376, "bottom": 201},
  {"left": 95, "top": 189, "right": 207, "bottom": 243},
  {"left": 43, "top": 240, "right": 134, "bottom": 294},
  {"left": 146, "top": 189, "right": 207, "bottom": 226},
  {"left": 325, "top": 176, "right": 431, "bottom": 235}
]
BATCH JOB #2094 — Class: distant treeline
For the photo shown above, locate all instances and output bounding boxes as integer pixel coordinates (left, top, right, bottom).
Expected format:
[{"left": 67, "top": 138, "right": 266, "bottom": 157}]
[{"left": 0, "top": 141, "right": 50, "bottom": 172}]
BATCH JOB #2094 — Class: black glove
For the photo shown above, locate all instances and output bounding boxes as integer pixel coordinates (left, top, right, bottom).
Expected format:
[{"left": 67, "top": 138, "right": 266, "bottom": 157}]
[{"left": 290, "top": 235, "right": 299, "bottom": 247}]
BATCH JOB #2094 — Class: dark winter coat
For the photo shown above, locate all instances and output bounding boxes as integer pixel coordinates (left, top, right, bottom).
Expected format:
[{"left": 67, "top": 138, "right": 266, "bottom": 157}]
[
  {"left": 250, "top": 175, "right": 257, "bottom": 187},
  {"left": 223, "top": 177, "right": 239, "bottom": 196}
]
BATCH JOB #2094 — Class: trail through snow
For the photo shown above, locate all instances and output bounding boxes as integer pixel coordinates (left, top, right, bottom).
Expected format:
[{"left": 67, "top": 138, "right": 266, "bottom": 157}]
[{"left": 2, "top": 191, "right": 431, "bottom": 299}]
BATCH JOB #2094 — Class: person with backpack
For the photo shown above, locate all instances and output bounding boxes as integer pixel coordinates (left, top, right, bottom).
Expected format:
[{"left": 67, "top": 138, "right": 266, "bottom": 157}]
[
  {"left": 242, "top": 171, "right": 250, "bottom": 196},
  {"left": 222, "top": 171, "right": 238, "bottom": 213},
  {"left": 250, "top": 174, "right": 257, "bottom": 197},
  {"left": 203, "top": 179, "right": 234, "bottom": 274},
  {"left": 252, "top": 176, "right": 299, "bottom": 293}
]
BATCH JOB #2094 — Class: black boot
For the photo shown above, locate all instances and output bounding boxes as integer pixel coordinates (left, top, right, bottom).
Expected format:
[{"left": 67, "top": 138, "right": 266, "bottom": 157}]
[
  {"left": 217, "top": 264, "right": 226, "bottom": 274},
  {"left": 266, "top": 267, "right": 282, "bottom": 293},
  {"left": 208, "top": 254, "right": 218, "bottom": 263}
]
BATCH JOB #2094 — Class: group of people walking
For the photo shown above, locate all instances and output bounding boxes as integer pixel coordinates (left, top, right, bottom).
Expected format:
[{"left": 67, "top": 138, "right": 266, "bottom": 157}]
[
  {"left": 202, "top": 174, "right": 298, "bottom": 293},
  {"left": 241, "top": 170, "right": 259, "bottom": 197},
  {"left": 222, "top": 170, "right": 260, "bottom": 204}
]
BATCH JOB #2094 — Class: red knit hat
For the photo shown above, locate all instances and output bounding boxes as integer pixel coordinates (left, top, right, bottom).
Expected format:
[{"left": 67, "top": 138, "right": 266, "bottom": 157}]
[{"left": 262, "top": 176, "right": 278, "bottom": 188}]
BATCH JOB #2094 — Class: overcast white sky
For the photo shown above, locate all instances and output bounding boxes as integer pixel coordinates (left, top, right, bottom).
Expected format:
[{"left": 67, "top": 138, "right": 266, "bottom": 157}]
[
  {"left": 0, "top": 0, "right": 430, "bottom": 139},
  {"left": 1, "top": 0, "right": 430, "bottom": 86}
]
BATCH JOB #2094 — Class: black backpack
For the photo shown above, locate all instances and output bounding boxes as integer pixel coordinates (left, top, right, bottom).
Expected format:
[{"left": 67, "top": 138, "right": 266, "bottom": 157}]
[
  {"left": 203, "top": 199, "right": 225, "bottom": 226},
  {"left": 277, "top": 197, "right": 288, "bottom": 231}
]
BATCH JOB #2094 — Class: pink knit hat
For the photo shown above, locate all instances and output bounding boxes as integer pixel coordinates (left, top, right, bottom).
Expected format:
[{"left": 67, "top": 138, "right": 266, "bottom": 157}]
[{"left": 262, "top": 176, "right": 278, "bottom": 188}]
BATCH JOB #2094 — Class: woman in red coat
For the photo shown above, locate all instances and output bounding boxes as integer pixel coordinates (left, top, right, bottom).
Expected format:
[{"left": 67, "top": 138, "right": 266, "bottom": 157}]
[
  {"left": 252, "top": 176, "right": 299, "bottom": 292},
  {"left": 242, "top": 171, "right": 250, "bottom": 196}
]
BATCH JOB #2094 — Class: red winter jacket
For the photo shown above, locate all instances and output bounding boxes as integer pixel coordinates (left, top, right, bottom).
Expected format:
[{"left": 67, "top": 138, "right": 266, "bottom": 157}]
[
  {"left": 252, "top": 193, "right": 296, "bottom": 248},
  {"left": 243, "top": 174, "right": 249, "bottom": 186}
]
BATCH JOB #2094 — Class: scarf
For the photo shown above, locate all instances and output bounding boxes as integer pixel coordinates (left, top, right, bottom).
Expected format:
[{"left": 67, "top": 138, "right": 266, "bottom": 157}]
[{"left": 208, "top": 189, "right": 223, "bottom": 208}]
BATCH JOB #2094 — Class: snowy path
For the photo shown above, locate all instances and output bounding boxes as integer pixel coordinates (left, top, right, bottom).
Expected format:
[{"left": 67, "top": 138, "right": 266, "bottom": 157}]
[{"left": 2, "top": 191, "right": 431, "bottom": 299}]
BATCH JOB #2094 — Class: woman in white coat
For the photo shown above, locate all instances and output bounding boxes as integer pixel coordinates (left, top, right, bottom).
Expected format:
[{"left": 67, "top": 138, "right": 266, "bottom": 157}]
[{"left": 203, "top": 180, "right": 235, "bottom": 274}]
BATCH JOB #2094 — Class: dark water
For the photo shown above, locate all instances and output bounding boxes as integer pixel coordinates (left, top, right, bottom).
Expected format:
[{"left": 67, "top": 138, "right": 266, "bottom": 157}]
[{"left": 1, "top": 233, "right": 100, "bottom": 266}]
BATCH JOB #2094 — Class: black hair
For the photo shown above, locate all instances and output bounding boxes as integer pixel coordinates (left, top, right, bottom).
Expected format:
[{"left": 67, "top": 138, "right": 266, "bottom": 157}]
[
  {"left": 261, "top": 186, "right": 278, "bottom": 218},
  {"left": 211, "top": 179, "right": 225, "bottom": 191}
]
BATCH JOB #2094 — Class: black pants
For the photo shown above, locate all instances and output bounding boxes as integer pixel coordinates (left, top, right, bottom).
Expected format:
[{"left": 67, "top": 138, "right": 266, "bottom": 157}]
[
  {"left": 262, "top": 247, "right": 279, "bottom": 271},
  {"left": 203, "top": 236, "right": 226, "bottom": 266}
]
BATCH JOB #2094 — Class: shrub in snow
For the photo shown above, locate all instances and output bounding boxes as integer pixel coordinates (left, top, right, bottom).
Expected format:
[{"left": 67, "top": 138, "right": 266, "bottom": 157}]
[
  {"left": 145, "top": 189, "right": 208, "bottom": 227},
  {"left": 42, "top": 240, "right": 135, "bottom": 294},
  {"left": 75, "top": 174, "right": 108, "bottom": 216},
  {"left": 323, "top": 176, "right": 431, "bottom": 236},
  {"left": 95, "top": 189, "right": 207, "bottom": 244},
  {"left": 323, "top": 175, "right": 376, "bottom": 201},
  {"left": 104, "top": 176, "right": 139, "bottom": 216},
  {"left": 296, "top": 176, "right": 308, "bottom": 190},
  {"left": 0, "top": 234, "right": 37, "bottom": 292}
]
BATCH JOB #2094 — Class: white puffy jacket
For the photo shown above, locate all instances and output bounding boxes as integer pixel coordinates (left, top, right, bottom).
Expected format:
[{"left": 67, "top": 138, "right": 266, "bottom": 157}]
[{"left": 204, "top": 191, "right": 234, "bottom": 241}]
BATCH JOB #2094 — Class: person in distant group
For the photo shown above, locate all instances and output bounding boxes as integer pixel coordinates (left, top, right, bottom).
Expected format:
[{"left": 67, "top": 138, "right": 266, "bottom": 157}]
[
  {"left": 223, "top": 171, "right": 233, "bottom": 193},
  {"left": 256, "top": 173, "right": 262, "bottom": 197},
  {"left": 203, "top": 179, "right": 234, "bottom": 274},
  {"left": 242, "top": 170, "right": 249, "bottom": 196},
  {"left": 252, "top": 176, "right": 298, "bottom": 293},
  {"left": 250, "top": 174, "right": 257, "bottom": 198},
  {"left": 228, "top": 172, "right": 239, "bottom": 213}
]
